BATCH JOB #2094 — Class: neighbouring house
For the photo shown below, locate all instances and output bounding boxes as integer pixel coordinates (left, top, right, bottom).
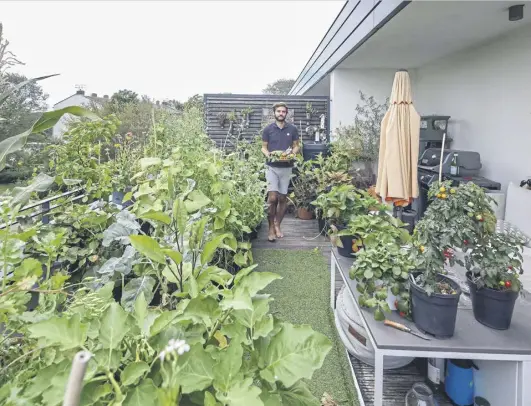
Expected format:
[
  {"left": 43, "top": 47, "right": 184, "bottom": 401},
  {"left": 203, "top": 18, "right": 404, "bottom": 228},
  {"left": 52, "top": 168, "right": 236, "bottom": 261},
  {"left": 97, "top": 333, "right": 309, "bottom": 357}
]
[
  {"left": 52, "top": 89, "right": 108, "bottom": 138},
  {"left": 289, "top": 0, "right": 531, "bottom": 193}
]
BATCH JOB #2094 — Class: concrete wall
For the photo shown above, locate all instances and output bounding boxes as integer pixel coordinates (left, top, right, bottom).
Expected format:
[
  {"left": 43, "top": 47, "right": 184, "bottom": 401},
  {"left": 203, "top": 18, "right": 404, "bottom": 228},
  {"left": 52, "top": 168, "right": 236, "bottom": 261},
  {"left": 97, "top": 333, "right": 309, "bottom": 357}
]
[
  {"left": 52, "top": 93, "right": 91, "bottom": 139},
  {"left": 329, "top": 68, "right": 396, "bottom": 137},
  {"left": 415, "top": 23, "right": 531, "bottom": 192}
]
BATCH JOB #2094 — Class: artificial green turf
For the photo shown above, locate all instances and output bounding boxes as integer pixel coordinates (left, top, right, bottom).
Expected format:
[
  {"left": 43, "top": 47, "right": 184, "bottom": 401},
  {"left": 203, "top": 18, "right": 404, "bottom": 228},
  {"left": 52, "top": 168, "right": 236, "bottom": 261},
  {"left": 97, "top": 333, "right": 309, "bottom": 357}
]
[{"left": 254, "top": 248, "right": 359, "bottom": 406}]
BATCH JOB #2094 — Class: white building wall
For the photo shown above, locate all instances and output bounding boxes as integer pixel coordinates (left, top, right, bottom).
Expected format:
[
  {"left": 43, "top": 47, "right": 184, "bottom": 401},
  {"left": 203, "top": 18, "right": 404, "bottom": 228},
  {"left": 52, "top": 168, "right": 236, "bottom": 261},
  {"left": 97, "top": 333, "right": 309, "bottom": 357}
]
[
  {"left": 52, "top": 93, "right": 90, "bottom": 139},
  {"left": 414, "top": 23, "right": 531, "bottom": 192},
  {"left": 329, "top": 68, "right": 396, "bottom": 136}
]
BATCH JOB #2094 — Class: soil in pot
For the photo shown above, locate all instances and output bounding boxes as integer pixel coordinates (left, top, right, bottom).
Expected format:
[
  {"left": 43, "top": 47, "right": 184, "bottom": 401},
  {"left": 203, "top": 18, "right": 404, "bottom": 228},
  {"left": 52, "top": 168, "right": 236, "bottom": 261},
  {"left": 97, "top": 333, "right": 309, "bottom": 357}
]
[
  {"left": 410, "top": 272, "right": 462, "bottom": 338},
  {"left": 297, "top": 207, "right": 314, "bottom": 220},
  {"left": 466, "top": 272, "right": 518, "bottom": 330}
]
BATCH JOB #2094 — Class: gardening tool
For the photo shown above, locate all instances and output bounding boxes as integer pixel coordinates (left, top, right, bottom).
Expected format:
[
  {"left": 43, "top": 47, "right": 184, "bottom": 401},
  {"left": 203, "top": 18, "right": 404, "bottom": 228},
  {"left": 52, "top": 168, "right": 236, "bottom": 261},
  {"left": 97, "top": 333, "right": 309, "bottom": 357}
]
[{"left": 384, "top": 319, "right": 431, "bottom": 340}]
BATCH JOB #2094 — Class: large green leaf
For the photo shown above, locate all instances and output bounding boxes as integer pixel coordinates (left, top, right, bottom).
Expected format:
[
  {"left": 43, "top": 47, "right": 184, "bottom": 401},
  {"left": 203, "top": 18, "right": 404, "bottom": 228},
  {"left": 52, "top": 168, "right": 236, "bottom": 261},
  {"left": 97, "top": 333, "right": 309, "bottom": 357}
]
[
  {"left": 139, "top": 157, "right": 162, "bottom": 170},
  {"left": 220, "top": 287, "right": 253, "bottom": 312},
  {"left": 0, "top": 128, "right": 32, "bottom": 172},
  {"left": 121, "top": 361, "right": 150, "bottom": 386},
  {"left": 184, "top": 190, "right": 211, "bottom": 213},
  {"left": 27, "top": 313, "right": 87, "bottom": 350},
  {"left": 174, "top": 343, "right": 215, "bottom": 394},
  {"left": 9, "top": 173, "right": 55, "bottom": 208},
  {"left": 233, "top": 296, "right": 271, "bottom": 329},
  {"left": 99, "top": 302, "right": 130, "bottom": 349},
  {"left": 260, "top": 390, "right": 283, "bottom": 406},
  {"left": 139, "top": 210, "right": 171, "bottom": 225},
  {"left": 238, "top": 272, "right": 282, "bottom": 296},
  {"left": 258, "top": 323, "right": 332, "bottom": 387},
  {"left": 213, "top": 342, "right": 243, "bottom": 392},
  {"left": 201, "top": 233, "right": 232, "bottom": 265},
  {"left": 215, "top": 377, "right": 263, "bottom": 406},
  {"left": 129, "top": 235, "right": 166, "bottom": 264},
  {"left": 278, "top": 381, "right": 320, "bottom": 406},
  {"left": 123, "top": 378, "right": 158, "bottom": 406},
  {"left": 31, "top": 105, "right": 100, "bottom": 133},
  {"left": 0, "top": 74, "right": 59, "bottom": 106},
  {"left": 183, "top": 296, "right": 221, "bottom": 328},
  {"left": 121, "top": 276, "right": 156, "bottom": 311}
]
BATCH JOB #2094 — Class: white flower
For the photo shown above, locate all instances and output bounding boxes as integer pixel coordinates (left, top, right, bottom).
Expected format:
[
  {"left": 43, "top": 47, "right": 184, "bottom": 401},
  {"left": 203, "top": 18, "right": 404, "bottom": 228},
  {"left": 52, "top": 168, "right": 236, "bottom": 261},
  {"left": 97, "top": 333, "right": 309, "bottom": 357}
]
[{"left": 159, "top": 339, "right": 190, "bottom": 361}]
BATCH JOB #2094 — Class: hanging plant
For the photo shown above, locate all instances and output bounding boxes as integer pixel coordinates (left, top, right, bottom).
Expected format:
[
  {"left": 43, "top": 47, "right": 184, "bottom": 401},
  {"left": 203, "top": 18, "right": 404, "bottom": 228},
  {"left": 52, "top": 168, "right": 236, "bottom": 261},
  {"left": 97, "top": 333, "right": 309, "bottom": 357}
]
[{"left": 216, "top": 112, "right": 227, "bottom": 128}]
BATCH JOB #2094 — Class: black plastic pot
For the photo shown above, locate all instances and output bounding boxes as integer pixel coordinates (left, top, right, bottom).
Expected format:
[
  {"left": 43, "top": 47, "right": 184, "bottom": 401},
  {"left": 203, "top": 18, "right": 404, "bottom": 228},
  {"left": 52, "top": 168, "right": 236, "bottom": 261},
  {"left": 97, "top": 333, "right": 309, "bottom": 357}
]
[
  {"left": 334, "top": 224, "right": 356, "bottom": 258},
  {"left": 317, "top": 216, "right": 328, "bottom": 236},
  {"left": 466, "top": 272, "right": 518, "bottom": 330},
  {"left": 410, "top": 272, "right": 461, "bottom": 338}
]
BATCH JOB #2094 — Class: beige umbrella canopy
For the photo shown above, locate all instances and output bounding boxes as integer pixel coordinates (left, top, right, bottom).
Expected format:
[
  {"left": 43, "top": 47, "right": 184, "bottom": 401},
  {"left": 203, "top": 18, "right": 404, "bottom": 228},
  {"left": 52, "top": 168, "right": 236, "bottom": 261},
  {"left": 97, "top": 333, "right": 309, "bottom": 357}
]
[{"left": 375, "top": 70, "right": 420, "bottom": 207}]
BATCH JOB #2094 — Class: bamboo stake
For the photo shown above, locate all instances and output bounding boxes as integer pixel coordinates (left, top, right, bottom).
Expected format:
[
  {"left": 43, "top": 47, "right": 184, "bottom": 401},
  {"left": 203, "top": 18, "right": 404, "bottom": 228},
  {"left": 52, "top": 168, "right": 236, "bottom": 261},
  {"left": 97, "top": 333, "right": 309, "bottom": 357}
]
[{"left": 63, "top": 351, "right": 92, "bottom": 406}]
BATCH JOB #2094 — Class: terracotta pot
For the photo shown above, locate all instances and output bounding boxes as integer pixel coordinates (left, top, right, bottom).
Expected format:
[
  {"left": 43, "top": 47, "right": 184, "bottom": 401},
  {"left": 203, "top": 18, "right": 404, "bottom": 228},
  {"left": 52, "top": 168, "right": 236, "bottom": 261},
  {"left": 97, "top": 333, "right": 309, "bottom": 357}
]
[{"left": 297, "top": 207, "right": 314, "bottom": 220}]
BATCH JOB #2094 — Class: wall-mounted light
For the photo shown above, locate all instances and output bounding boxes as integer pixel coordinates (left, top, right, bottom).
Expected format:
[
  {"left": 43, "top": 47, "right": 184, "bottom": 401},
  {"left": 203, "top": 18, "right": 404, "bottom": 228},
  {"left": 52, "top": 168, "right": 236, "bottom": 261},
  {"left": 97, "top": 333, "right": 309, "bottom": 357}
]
[{"left": 509, "top": 4, "right": 524, "bottom": 21}]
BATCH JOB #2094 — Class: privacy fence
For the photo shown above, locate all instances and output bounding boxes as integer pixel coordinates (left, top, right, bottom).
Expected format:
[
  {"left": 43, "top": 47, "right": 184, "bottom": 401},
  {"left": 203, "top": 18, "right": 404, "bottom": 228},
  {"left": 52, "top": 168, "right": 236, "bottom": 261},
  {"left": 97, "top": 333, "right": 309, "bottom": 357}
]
[{"left": 203, "top": 94, "right": 330, "bottom": 149}]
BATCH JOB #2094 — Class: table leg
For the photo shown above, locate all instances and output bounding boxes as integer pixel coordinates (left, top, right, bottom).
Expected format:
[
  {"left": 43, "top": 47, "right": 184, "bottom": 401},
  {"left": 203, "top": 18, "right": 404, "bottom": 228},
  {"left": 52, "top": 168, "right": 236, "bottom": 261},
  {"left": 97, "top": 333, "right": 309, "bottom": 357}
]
[
  {"left": 374, "top": 351, "right": 384, "bottom": 406},
  {"left": 330, "top": 255, "right": 336, "bottom": 309},
  {"left": 519, "top": 361, "right": 530, "bottom": 406}
]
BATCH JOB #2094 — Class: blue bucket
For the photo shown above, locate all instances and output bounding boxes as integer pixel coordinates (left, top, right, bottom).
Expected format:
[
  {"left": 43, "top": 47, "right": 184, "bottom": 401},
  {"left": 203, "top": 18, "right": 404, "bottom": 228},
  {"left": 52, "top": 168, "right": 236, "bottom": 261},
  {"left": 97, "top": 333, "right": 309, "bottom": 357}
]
[{"left": 445, "top": 359, "right": 477, "bottom": 406}]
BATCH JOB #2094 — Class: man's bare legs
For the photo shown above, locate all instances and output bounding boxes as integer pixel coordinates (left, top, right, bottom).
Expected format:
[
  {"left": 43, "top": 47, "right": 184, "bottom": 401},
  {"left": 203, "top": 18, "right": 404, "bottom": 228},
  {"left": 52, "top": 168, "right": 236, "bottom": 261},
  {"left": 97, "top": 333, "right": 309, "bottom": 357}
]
[
  {"left": 267, "top": 191, "right": 279, "bottom": 242},
  {"left": 274, "top": 194, "right": 287, "bottom": 238}
]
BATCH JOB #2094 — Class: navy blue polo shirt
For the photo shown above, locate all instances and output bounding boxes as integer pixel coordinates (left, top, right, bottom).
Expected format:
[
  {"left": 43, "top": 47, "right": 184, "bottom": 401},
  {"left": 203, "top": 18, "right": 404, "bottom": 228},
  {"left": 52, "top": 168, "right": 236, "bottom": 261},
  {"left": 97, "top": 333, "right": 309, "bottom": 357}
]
[{"left": 262, "top": 122, "right": 299, "bottom": 167}]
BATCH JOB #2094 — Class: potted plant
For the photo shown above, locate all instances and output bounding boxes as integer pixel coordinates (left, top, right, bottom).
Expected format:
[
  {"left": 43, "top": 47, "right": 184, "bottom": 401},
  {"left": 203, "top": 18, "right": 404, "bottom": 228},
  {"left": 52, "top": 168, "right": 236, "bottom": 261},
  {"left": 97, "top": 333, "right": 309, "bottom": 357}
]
[
  {"left": 411, "top": 180, "right": 497, "bottom": 338},
  {"left": 350, "top": 239, "right": 415, "bottom": 320},
  {"left": 291, "top": 168, "right": 317, "bottom": 220},
  {"left": 465, "top": 230, "right": 525, "bottom": 330},
  {"left": 317, "top": 187, "right": 385, "bottom": 258},
  {"left": 217, "top": 111, "right": 227, "bottom": 128}
]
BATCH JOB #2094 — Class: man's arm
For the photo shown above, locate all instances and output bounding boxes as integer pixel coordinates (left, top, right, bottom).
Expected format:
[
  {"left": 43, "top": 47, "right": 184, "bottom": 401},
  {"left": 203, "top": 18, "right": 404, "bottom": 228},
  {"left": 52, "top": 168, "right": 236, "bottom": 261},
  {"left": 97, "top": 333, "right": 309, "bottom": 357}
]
[{"left": 262, "top": 141, "right": 270, "bottom": 158}]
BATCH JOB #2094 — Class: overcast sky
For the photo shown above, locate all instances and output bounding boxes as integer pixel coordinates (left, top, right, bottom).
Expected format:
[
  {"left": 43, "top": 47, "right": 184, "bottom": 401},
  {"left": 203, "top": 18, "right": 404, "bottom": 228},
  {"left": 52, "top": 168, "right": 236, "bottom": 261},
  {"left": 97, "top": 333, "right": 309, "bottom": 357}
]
[{"left": 1, "top": 0, "right": 344, "bottom": 107}]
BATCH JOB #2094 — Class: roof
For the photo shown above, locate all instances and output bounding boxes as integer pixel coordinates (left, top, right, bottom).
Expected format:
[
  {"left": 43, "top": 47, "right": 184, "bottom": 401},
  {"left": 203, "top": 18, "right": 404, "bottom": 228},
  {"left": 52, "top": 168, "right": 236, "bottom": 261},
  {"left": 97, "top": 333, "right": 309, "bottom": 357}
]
[
  {"left": 53, "top": 92, "right": 107, "bottom": 107},
  {"left": 289, "top": 0, "right": 409, "bottom": 95}
]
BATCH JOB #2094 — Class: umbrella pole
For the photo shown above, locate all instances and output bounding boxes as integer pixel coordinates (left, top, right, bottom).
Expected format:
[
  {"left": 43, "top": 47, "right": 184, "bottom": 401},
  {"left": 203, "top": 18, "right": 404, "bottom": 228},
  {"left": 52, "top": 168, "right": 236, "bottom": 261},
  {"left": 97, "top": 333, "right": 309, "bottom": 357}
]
[{"left": 438, "top": 132, "right": 447, "bottom": 183}]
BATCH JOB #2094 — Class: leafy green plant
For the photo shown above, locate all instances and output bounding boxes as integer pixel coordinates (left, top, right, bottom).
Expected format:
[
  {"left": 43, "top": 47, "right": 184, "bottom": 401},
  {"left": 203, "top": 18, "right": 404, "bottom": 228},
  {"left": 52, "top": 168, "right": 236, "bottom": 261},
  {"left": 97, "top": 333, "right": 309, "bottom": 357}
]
[
  {"left": 291, "top": 170, "right": 317, "bottom": 211},
  {"left": 350, "top": 243, "right": 415, "bottom": 320},
  {"left": 46, "top": 116, "right": 118, "bottom": 199},
  {"left": 465, "top": 230, "right": 525, "bottom": 293},
  {"left": 413, "top": 180, "right": 498, "bottom": 294},
  {"left": 335, "top": 212, "right": 410, "bottom": 249}
]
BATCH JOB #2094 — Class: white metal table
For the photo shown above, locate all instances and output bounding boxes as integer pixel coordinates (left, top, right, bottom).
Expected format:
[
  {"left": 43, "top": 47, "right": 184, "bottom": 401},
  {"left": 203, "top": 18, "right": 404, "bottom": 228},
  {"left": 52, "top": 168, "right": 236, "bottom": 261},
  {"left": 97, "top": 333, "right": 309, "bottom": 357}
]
[{"left": 330, "top": 248, "right": 531, "bottom": 406}]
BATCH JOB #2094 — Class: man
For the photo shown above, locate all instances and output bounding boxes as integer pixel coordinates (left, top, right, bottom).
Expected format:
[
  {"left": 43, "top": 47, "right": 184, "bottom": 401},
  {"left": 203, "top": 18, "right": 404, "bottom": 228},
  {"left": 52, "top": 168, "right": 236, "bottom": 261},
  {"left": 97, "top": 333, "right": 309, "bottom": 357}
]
[{"left": 261, "top": 102, "right": 300, "bottom": 242}]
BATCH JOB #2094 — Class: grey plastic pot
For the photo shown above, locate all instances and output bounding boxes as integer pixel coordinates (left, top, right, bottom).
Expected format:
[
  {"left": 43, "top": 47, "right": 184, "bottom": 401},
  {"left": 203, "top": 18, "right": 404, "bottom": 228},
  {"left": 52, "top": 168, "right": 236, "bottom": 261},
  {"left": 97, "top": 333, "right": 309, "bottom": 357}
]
[
  {"left": 410, "top": 272, "right": 462, "bottom": 338},
  {"left": 466, "top": 271, "right": 518, "bottom": 330}
]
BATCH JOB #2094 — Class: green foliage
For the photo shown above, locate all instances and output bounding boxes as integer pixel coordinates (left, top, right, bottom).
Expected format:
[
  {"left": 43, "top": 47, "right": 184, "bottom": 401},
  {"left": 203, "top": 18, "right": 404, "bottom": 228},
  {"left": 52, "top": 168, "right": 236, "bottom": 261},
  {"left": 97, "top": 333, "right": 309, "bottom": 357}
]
[
  {"left": 0, "top": 72, "right": 49, "bottom": 142},
  {"left": 333, "top": 91, "right": 389, "bottom": 163},
  {"left": 0, "top": 102, "right": 332, "bottom": 406},
  {"left": 465, "top": 230, "right": 525, "bottom": 293},
  {"left": 350, "top": 243, "right": 415, "bottom": 320},
  {"left": 262, "top": 78, "right": 296, "bottom": 95},
  {"left": 413, "top": 181, "right": 500, "bottom": 293}
]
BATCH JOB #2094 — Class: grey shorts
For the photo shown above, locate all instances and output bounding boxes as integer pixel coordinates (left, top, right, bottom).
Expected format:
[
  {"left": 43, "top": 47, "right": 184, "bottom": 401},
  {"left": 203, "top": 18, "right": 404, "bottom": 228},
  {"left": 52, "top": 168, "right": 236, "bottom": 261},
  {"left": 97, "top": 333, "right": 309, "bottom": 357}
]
[{"left": 266, "top": 165, "right": 293, "bottom": 195}]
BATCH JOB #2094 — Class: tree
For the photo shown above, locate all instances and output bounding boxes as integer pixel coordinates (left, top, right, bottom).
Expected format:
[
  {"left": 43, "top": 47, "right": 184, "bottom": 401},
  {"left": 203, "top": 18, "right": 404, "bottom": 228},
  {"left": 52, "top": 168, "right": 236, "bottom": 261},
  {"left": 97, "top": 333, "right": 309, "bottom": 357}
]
[
  {"left": 0, "top": 72, "right": 49, "bottom": 141},
  {"left": 110, "top": 89, "right": 139, "bottom": 106},
  {"left": 183, "top": 94, "right": 203, "bottom": 112},
  {"left": 262, "top": 78, "right": 295, "bottom": 95}
]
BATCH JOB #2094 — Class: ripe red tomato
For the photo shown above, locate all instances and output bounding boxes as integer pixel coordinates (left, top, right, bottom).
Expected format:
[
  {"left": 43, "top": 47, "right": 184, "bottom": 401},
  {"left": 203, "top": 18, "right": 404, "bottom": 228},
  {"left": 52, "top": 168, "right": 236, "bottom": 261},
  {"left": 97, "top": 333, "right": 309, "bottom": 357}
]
[{"left": 505, "top": 280, "right": 512, "bottom": 288}]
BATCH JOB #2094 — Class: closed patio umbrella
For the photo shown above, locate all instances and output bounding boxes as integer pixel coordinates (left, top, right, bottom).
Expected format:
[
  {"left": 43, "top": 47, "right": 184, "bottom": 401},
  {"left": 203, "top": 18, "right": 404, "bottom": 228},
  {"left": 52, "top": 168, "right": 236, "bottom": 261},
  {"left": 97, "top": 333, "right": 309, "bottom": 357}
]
[{"left": 375, "top": 69, "right": 420, "bottom": 209}]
